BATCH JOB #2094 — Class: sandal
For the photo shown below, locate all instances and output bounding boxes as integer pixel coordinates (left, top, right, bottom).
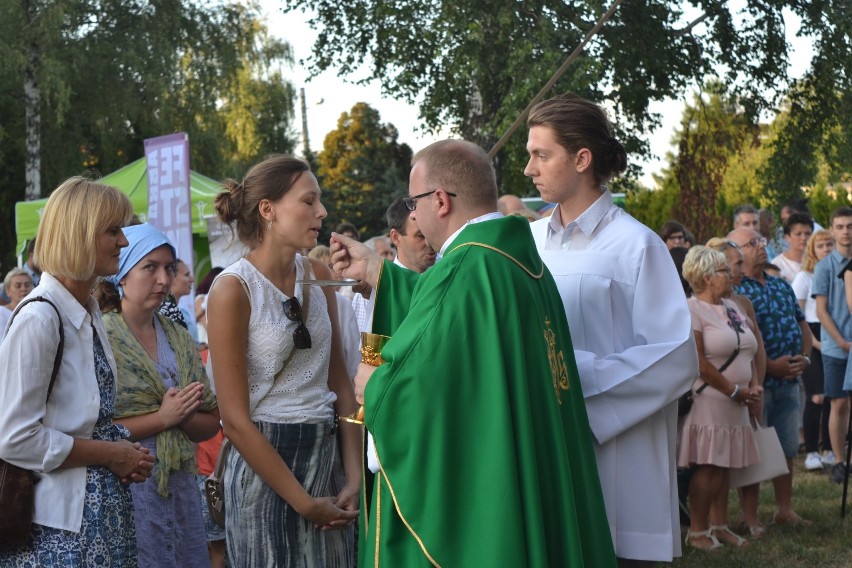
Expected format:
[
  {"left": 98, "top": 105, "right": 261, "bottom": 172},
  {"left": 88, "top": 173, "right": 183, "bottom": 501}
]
[
  {"left": 710, "top": 525, "right": 750, "bottom": 547},
  {"left": 685, "top": 529, "right": 723, "bottom": 551},
  {"left": 747, "top": 524, "right": 767, "bottom": 539}
]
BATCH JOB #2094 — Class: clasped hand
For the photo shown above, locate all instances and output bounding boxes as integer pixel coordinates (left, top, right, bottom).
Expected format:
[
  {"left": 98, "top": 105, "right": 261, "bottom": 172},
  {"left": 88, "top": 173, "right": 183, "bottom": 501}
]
[
  {"left": 158, "top": 381, "right": 204, "bottom": 429},
  {"left": 110, "top": 440, "right": 155, "bottom": 484},
  {"left": 305, "top": 481, "right": 360, "bottom": 530}
]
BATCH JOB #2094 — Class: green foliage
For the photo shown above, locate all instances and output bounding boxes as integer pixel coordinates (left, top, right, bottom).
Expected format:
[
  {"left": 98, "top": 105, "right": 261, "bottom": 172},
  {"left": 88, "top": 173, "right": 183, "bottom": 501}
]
[
  {"left": 668, "top": 85, "right": 758, "bottom": 242},
  {"left": 316, "top": 103, "right": 412, "bottom": 241},
  {"left": 761, "top": 1, "right": 852, "bottom": 205},
  {"left": 625, "top": 168, "right": 680, "bottom": 235},
  {"left": 649, "top": 79, "right": 852, "bottom": 240},
  {"left": 806, "top": 184, "right": 852, "bottom": 227},
  {"left": 282, "top": 0, "right": 842, "bottom": 193},
  {"left": 0, "top": 0, "right": 298, "bottom": 270}
]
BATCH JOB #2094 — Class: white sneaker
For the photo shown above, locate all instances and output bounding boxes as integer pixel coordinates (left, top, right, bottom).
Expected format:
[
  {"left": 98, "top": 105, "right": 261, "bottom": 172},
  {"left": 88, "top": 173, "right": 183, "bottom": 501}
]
[
  {"left": 822, "top": 451, "right": 836, "bottom": 467},
  {"left": 805, "top": 452, "right": 823, "bottom": 471}
]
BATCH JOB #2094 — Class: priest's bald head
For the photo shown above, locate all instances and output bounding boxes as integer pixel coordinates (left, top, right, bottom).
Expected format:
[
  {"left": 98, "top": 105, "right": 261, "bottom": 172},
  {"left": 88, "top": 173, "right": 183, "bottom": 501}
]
[{"left": 407, "top": 139, "right": 498, "bottom": 252}]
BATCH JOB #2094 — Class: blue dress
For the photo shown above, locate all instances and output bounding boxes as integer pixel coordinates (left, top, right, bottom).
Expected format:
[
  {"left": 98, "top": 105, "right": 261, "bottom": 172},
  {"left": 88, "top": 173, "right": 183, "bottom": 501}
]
[
  {"left": 0, "top": 330, "right": 137, "bottom": 567},
  {"left": 128, "top": 318, "right": 210, "bottom": 568}
]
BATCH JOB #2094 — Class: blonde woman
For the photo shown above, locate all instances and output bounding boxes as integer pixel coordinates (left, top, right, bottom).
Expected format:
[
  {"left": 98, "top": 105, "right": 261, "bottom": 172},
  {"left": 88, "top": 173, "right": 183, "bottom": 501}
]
[
  {"left": 679, "top": 246, "right": 762, "bottom": 551},
  {"left": 795, "top": 231, "right": 834, "bottom": 468},
  {"left": 0, "top": 177, "right": 153, "bottom": 565}
]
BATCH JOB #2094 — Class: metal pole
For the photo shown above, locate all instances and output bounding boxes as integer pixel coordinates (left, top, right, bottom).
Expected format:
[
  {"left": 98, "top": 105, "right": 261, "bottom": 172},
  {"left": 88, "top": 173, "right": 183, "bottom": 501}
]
[{"left": 300, "top": 87, "right": 310, "bottom": 159}]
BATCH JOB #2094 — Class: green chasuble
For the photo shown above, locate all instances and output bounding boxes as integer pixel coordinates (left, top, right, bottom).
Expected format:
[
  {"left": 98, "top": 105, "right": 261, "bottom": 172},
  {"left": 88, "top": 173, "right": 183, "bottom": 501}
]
[{"left": 359, "top": 215, "right": 615, "bottom": 567}]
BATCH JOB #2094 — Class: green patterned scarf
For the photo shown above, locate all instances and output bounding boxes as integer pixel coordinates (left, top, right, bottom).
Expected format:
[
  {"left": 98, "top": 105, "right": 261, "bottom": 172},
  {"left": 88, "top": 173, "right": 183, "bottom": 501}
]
[{"left": 104, "top": 312, "right": 217, "bottom": 497}]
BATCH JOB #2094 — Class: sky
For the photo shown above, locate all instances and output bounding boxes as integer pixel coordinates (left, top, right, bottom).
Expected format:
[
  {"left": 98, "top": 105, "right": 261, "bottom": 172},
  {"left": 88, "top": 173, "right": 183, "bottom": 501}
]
[{"left": 261, "top": 2, "right": 815, "bottom": 189}]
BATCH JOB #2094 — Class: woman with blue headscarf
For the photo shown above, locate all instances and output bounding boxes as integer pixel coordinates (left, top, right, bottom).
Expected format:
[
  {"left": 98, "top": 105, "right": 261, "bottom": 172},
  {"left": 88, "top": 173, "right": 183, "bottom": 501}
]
[{"left": 95, "top": 223, "right": 219, "bottom": 568}]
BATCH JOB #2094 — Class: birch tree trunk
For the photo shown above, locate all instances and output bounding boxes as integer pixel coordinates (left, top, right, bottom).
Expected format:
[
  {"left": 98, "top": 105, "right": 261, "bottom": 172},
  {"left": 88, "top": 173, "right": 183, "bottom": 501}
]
[{"left": 23, "top": 0, "right": 41, "bottom": 201}]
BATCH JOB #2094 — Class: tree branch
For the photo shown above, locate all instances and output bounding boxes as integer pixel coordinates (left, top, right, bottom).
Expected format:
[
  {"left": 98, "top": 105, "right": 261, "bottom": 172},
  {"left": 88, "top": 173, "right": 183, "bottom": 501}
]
[{"left": 674, "top": 12, "right": 710, "bottom": 37}]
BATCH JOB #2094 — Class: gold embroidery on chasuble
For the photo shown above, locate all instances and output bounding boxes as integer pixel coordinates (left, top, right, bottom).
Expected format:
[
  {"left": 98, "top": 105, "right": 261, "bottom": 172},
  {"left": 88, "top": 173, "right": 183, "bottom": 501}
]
[{"left": 544, "top": 317, "right": 570, "bottom": 404}]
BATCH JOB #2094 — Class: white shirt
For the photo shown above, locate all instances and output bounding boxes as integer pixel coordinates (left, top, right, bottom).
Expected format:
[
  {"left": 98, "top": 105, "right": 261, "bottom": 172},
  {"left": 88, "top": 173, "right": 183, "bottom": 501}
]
[
  {"left": 0, "top": 305, "right": 12, "bottom": 340},
  {"left": 0, "top": 273, "right": 118, "bottom": 532},
  {"left": 335, "top": 291, "right": 361, "bottom": 379},
  {"left": 771, "top": 253, "right": 803, "bottom": 284},
  {"left": 791, "top": 270, "right": 818, "bottom": 323},
  {"left": 531, "top": 191, "right": 698, "bottom": 562}
]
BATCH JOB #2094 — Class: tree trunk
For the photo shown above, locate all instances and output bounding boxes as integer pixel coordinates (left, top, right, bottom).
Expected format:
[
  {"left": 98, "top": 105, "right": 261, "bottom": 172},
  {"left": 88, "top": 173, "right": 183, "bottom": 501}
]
[{"left": 24, "top": 40, "right": 41, "bottom": 201}]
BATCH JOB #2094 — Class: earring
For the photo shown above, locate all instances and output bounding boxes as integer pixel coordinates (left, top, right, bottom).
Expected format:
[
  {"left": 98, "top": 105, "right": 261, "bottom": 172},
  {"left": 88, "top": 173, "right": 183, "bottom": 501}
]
[{"left": 267, "top": 218, "right": 273, "bottom": 231}]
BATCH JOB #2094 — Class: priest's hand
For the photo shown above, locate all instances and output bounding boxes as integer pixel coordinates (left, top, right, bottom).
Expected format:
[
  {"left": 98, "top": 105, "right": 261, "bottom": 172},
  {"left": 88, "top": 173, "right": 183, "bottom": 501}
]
[
  {"left": 354, "top": 363, "right": 377, "bottom": 405},
  {"left": 330, "top": 233, "right": 383, "bottom": 289}
]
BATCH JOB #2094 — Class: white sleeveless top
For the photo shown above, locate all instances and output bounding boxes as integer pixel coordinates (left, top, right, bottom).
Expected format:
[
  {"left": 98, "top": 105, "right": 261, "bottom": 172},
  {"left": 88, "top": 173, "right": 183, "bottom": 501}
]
[{"left": 211, "top": 256, "right": 336, "bottom": 423}]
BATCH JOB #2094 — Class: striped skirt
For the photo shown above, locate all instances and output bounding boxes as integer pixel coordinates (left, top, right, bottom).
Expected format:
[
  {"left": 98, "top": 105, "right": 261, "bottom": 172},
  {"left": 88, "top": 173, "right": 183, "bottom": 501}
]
[{"left": 225, "top": 421, "right": 354, "bottom": 568}]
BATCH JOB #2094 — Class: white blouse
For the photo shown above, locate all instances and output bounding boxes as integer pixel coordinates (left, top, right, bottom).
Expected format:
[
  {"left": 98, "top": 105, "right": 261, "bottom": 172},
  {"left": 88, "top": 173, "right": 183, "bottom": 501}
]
[
  {"left": 210, "top": 256, "right": 336, "bottom": 423},
  {"left": 0, "top": 273, "right": 118, "bottom": 532}
]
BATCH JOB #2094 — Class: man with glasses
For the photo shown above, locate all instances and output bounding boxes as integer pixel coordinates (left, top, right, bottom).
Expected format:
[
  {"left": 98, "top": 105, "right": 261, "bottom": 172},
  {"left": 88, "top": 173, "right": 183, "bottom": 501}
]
[
  {"left": 812, "top": 207, "right": 852, "bottom": 483},
  {"left": 729, "top": 226, "right": 812, "bottom": 529},
  {"left": 331, "top": 139, "right": 615, "bottom": 567}
]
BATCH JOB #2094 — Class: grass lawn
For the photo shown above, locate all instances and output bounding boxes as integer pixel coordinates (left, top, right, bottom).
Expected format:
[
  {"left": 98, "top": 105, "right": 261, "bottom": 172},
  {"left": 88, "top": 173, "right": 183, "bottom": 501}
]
[{"left": 672, "top": 456, "right": 852, "bottom": 567}]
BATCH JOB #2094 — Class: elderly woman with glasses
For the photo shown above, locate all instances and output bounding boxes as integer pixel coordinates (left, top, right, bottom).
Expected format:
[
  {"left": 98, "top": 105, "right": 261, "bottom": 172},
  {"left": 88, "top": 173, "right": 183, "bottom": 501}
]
[
  {"left": 679, "top": 246, "right": 763, "bottom": 552},
  {"left": 207, "top": 155, "right": 360, "bottom": 567}
]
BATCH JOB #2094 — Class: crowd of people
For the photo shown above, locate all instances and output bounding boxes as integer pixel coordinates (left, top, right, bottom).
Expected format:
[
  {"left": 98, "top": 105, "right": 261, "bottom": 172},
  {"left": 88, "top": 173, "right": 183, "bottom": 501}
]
[
  {"left": 661, "top": 201, "right": 852, "bottom": 552},
  {"left": 0, "top": 90, "right": 841, "bottom": 568}
]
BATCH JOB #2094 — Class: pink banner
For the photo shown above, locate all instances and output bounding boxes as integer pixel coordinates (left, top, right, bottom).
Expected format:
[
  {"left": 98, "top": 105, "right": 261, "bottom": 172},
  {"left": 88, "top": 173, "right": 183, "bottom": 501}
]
[{"left": 144, "top": 133, "right": 193, "bottom": 267}]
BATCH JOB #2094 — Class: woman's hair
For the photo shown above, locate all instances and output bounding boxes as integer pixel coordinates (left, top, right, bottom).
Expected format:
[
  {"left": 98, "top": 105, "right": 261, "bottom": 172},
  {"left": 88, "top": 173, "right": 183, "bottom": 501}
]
[
  {"left": 3, "top": 268, "right": 32, "bottom": 292},
  {"left": 527, "top": 93, "right": 628, "bottom": 184},
  {"left": 802, "top": 230, "right": 834, "bottom": 273},
  {"left": 307, "top": 245, "right": 331, "bottom": 264},
  {"left": 94, "top": 279, "right": 122, "bottom": 314},
  {"left": 783, "top": 212, "right": 815, "bottom": 236},
  {"left": 682, "top": 246, "right": 727, "bottom": 294},
  {"left": 215, "top": 155, "right": 311, "bottom": 248},
  {"left": 36, "top": 177, "right": 133, "bottom": 281},
  {"left": 196, "top": 267, "right": 224, "bottom": 295},
  {"left": 659, "top": 220, "right": 687, "bottom": 242}
]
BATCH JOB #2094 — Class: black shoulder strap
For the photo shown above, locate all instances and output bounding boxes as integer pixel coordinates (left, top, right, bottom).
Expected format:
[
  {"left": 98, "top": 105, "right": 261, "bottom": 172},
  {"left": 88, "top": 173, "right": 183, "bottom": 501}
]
[{"left": 8, "top": 296, "right": 65, "bottom": 400}]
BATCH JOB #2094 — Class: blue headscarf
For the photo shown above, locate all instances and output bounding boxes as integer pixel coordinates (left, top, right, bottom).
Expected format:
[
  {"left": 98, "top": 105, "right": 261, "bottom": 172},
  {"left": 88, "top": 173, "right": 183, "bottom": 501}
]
[{"left": 107, "top": 223, "right": 176, "bottom": 289}]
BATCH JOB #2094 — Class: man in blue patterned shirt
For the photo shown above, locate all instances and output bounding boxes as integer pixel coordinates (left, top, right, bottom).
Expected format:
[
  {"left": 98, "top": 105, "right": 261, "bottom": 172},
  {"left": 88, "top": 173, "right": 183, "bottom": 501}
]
[{"left": 730, "top": 227, "right": 813, "bottom": 531}]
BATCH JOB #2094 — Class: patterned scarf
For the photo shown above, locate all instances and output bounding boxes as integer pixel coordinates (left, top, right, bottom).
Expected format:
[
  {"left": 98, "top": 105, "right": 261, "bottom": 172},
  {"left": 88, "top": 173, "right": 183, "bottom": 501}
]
[{"left": 104, "top": 311, "right": 217, "bottom": 497}]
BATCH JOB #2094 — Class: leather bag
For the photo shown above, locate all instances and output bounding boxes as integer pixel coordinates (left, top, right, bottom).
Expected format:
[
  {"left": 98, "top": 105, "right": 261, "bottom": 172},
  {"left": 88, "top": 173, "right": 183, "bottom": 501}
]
[
  {"left": 0, "top": 297, "right": 64, "bottom": 552},
  {"left": 204, "top": 439, "right": 231, "bottom": 528}
]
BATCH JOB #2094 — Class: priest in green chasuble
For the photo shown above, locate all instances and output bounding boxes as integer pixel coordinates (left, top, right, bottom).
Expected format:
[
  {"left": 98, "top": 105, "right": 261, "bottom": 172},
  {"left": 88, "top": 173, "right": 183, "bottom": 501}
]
[{"left": 331, "top": 139, "right": 615, "bottom": 567}]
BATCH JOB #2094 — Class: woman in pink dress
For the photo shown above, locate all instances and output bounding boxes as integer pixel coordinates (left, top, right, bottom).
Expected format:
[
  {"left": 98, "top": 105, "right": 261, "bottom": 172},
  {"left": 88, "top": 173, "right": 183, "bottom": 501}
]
[{"left": 680, "top": 246, "right": 762, "bottom": 551}]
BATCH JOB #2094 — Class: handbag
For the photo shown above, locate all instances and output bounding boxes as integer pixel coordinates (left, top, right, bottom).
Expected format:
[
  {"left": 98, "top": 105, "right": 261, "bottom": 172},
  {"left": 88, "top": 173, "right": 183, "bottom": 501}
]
[
  {"left": 729, "top": 417, "right": 790, "bottom": 488},
  {"left": 203, "top": 258, "right": 311, "bottom": 528},
  {"left": 0, "top": 297, "right": 65, "bottom": 552},
  {"left": 204, "top": 439, "right": 232, "bottom": 528},
  {"left": 678, "top": 303, "right": 742, "bottom": 417}
]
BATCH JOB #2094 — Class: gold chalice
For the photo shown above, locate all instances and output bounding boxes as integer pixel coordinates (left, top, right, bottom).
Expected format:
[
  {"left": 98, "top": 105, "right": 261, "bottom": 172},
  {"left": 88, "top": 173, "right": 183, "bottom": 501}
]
[{"left": 340, "top": 332, "right": 391, "bottom": 424}]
